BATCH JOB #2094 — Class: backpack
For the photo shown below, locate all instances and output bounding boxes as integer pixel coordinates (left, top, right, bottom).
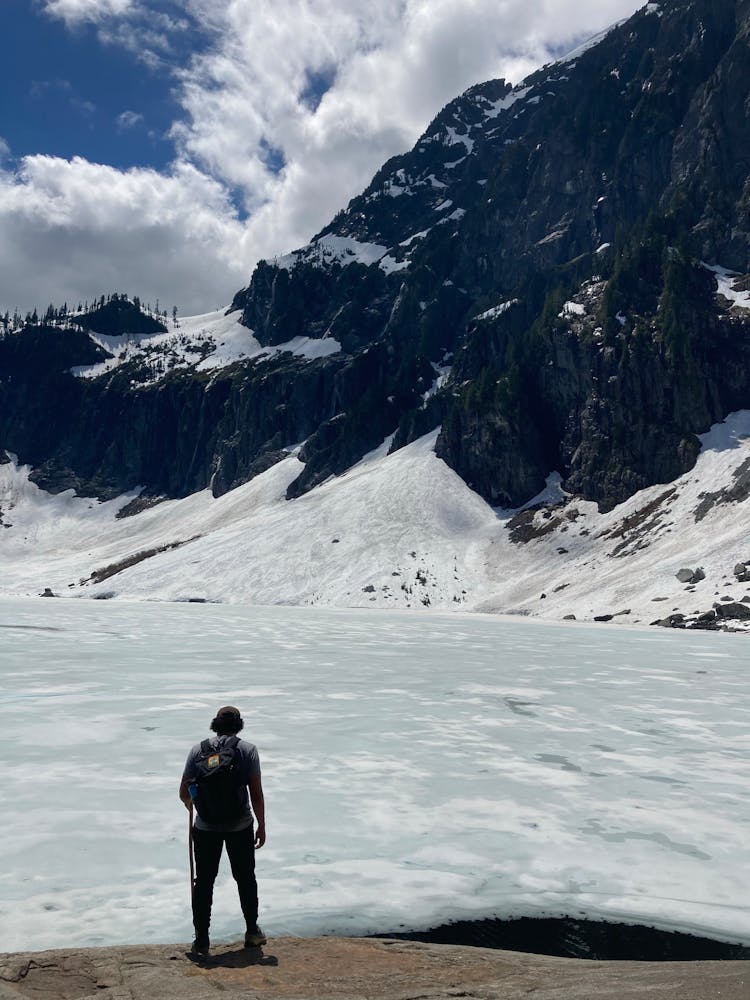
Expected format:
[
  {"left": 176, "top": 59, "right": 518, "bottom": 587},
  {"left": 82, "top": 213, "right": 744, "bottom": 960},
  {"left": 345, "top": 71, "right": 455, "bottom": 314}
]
[{"left": 192, "top": 736, "right": 245, "bottom": 824}]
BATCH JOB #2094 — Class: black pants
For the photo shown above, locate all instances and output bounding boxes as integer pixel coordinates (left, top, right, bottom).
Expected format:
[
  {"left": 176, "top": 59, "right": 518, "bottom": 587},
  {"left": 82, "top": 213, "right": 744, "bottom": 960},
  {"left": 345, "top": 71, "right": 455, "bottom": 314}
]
[{"left": 192, "top": 823, "right": 258, "bottom": 939}]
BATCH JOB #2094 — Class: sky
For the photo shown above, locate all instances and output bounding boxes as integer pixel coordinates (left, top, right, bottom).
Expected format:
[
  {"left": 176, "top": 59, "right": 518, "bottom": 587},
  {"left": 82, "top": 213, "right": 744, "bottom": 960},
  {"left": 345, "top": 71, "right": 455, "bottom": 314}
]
[{"left": 0, "top": 0, "right": 644, "bottom": 317}]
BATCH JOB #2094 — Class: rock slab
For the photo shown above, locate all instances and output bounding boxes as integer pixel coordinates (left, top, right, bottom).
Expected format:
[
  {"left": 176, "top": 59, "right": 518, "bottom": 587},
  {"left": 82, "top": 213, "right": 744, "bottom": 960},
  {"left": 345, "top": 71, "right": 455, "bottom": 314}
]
[{"left": 0, "top": 937, "right": 747, "bottom": 1000}]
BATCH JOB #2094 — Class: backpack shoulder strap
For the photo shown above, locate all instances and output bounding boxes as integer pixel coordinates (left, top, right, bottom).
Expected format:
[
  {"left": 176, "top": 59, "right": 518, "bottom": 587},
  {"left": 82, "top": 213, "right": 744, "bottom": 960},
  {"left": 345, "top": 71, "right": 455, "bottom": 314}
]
[
  {"left": 199, "top": 738, "right": 212, "bottom": 756},
  {"left": 226, "top": 736, "right": 240, "bottom": 751}
]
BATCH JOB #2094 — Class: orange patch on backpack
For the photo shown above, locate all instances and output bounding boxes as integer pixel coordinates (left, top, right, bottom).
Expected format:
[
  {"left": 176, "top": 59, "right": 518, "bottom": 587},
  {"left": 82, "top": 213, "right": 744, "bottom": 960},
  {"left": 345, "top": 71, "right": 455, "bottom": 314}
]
[{"left": 207, "top": 754, "right": 221, "bottom": 769}]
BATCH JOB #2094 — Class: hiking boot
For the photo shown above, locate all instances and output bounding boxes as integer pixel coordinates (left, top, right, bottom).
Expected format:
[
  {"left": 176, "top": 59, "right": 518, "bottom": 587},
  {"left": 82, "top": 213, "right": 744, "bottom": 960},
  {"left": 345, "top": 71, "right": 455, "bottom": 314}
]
[
  {"left": 191, "top": 936, "right": 210, "bottom": 957},
  {"left": 244, "top": 925, "right": 267, "bottom": 947}
]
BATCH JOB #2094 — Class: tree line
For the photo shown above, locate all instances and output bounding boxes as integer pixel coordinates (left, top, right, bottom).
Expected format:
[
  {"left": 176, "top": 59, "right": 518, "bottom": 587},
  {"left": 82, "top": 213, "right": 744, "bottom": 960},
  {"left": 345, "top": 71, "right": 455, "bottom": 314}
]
[{"left": 0, "top": 292, "right": 179, "bottom": 336}]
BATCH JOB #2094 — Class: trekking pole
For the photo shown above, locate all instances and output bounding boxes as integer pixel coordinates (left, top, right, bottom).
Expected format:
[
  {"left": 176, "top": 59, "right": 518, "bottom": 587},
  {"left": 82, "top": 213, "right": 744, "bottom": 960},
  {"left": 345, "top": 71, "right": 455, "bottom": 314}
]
[{"left": 188, "top": 801, "right": 195, "bottom": 899}]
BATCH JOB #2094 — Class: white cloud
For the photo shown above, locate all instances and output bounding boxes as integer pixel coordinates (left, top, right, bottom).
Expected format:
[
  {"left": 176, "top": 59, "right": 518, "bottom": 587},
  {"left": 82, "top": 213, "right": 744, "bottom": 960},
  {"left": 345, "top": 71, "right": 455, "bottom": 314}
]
[
  {"left": 116, "top": 110, "right": 144, "bottom": 130},
  {"left": 0, "top": 138, "right": 10, "bottom": 162},
  {"left": 71, "top": 97, "right": 97, "bottom": 116},
  {"left": 4, "top": 0, "right": 643, "bottom": 315},
  {"left": 42, "top": 1, "right": 192, "bottom": 67},
  {"left": 0, "top": 157, "right": 250, "bottom": 313},
  {"left": 30, "top": 77, "right": 73, "bottom": 99},
  {"left": 170, "top": 0, "right": 641, "bottom": 249},
  {"left": 42, "top": 0, "right": 136, "bottom": 25}
]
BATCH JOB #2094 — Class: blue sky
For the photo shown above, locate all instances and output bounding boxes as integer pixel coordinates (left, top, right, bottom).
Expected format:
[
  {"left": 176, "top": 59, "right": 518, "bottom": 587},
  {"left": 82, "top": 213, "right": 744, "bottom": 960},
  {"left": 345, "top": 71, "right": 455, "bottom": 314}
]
[
  {"left": 0, "top": 1, "right": 193, "bottom": 172},
  {"left": 0, "top": 0, "right": 642, "bottom": 316}
]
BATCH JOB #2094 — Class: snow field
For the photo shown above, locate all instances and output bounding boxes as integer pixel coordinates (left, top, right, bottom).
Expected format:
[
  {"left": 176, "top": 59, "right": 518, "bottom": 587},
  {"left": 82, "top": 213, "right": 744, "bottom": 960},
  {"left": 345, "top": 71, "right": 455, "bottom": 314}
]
[
  {"left": 72, "top": 307, "right": 341, "bottom": 384},
  {"left": 1, "top": 413, "right": 749, "bottom": 629}
]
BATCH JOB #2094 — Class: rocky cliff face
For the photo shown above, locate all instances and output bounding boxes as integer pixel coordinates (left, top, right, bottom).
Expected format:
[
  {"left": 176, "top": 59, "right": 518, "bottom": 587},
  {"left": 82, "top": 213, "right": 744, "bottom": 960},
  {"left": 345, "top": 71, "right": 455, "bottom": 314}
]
[{"left": 2, "top": 0, "right": 750, "bottom": 510}]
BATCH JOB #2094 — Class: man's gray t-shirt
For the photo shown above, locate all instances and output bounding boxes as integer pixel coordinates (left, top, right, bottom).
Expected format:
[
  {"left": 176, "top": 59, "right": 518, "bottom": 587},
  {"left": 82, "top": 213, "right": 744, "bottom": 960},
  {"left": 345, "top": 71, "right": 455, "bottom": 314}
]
[{"left": 183, "top": 735, "right": 261, "bottom": 833}]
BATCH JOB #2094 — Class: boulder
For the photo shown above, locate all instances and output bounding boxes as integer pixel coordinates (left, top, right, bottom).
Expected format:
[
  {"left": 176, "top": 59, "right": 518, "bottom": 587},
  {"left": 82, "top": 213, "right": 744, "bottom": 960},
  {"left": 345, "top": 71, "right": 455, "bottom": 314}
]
[
  {"left": 654, "top": 614, "right": 686, "bottom": 628},
  {"left": 714, "top": 602, "right": 750, "bottom": 621},
  {"left": 689, "top": 610, "right": 720, "bottom": 630}
]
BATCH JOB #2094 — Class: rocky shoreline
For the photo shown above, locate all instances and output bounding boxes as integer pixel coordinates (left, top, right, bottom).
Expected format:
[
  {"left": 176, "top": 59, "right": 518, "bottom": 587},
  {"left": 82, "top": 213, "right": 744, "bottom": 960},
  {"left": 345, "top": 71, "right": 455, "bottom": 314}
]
[{"left": 1, "top": 937, "right": 747, "bottom": 1000}]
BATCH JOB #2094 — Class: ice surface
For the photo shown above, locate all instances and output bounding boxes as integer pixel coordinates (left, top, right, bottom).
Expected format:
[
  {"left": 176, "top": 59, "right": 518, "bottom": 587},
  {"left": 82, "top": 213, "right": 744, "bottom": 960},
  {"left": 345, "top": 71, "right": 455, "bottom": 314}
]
[{"left": 1, "top": 598, "right": 749, "bottom": 953}]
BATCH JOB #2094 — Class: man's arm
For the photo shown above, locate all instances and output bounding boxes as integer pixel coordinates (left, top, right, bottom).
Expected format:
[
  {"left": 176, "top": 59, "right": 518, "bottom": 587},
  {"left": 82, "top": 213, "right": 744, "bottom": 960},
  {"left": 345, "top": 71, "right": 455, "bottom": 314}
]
[
  {"left": 179, "top": 777, "right": 193, "bottom": 811},
  {"left": 180, "top": 747, "right": 197, "bottom": 811},
  {"left": 249, "top": 773, "right": 266, "bottom": 848}
]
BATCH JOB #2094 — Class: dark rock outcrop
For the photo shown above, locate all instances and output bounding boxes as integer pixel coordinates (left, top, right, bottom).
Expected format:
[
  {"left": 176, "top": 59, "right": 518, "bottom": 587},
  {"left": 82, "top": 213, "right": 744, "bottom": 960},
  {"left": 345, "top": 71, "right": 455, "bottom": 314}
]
[
  {"left": 676, "top": 567, "right": 705, "bottom": 584},
  {"left": 715, "top": 601, "right": 750, "bottom": 620}
]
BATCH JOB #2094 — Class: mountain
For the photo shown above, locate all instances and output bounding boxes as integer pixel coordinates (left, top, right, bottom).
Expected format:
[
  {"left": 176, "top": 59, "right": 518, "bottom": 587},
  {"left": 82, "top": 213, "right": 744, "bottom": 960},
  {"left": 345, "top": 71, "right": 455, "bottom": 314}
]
[
  {"left": 1, "top": 0, "right": 749, "bottom": 626},
  {"left": 231, "top": 0, "right": 750, "bottom": 509}
]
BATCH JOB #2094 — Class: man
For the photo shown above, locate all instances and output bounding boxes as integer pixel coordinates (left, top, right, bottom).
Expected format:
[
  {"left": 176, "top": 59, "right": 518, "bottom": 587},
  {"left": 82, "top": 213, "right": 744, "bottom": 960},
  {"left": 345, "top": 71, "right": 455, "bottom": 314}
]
[{"left": 179, "top": 705, "right": 266, "bottom": 956}]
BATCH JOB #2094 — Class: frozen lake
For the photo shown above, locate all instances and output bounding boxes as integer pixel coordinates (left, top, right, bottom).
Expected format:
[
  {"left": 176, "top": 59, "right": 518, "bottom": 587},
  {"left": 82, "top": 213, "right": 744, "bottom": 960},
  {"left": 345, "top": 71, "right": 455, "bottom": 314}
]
[{"left": 1, "top": 596, "right": 749, "bottom": 953}]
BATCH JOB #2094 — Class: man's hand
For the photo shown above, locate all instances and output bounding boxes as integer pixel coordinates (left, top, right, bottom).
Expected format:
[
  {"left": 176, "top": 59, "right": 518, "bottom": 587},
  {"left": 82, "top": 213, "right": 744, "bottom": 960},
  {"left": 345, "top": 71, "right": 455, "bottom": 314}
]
[
  {"left": 179, "top": 777, "right": 193, "bottom": 811},
  {"left": 249, "top": 774, "right": 265, "bottom": 848}
]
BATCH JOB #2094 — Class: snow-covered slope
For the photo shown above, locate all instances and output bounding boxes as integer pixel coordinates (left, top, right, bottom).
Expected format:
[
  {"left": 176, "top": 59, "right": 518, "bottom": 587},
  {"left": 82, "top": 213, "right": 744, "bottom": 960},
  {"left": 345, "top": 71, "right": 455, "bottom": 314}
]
[
  {"left": 71, "top": 308, "right": 341, "bottom": 385},
  {"left": 1, "top": 411, "right": 748, "bottom": 630}
]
